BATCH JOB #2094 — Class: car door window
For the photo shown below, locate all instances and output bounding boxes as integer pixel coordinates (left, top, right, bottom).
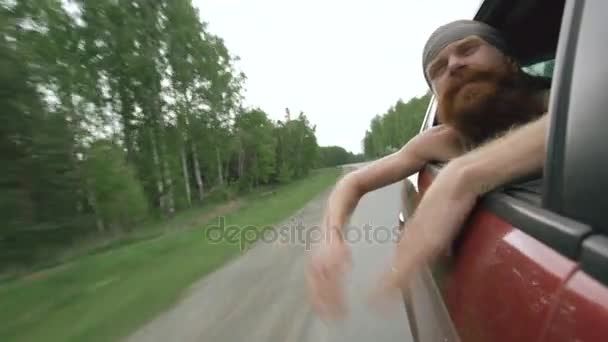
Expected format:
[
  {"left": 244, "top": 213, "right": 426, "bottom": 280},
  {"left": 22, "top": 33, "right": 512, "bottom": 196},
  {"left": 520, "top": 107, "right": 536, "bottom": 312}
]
[
  {"left": 523, "top": 59, "right": 556, "bottom": 78},
  {"left": 426, "top": 57, "right": 555, "bottom": 207},
  {"left": 540, "top": 1, "right": 608, "bottom": 339}
]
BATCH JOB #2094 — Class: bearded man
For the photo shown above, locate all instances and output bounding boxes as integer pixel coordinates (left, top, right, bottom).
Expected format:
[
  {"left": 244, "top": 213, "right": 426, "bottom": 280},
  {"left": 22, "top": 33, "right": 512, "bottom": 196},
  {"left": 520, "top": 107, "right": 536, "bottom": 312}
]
[{"left": 306, "top": 19, "right": 552, "bottom": 320}]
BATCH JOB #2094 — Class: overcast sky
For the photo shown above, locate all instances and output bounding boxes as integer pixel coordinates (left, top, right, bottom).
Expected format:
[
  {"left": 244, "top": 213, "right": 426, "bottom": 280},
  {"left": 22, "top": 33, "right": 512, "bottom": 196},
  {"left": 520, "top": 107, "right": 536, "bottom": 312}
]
[{"left": 193, "top": 0, "right": 482, "bottom": 153}]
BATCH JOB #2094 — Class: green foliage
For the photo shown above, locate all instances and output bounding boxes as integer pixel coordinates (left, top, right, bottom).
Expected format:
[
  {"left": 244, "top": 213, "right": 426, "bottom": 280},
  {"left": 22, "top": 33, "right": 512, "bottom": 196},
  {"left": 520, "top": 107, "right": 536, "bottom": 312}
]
[
  {"left": 277, "top": 163, "right": 294, "bottom": 184},
  {"left": 273, "top": 111, "right": 319, "bottom": 181},
  {"left": 83, "top": 141, "right": 148, "bottom": 231},
  {"left": 205, "top": 185, "right": 237, "bottom": 202},
  {"left": 363, "top": 94, "right": 431, "bottom": 158},
  {"left": 0, "top": 168, "right": 342, "bottom": 342},
  {"left": 234, "top": 108, "right": 277, "bottom": 190},
  {"left": 318, "top": 146, "right": 365, "bottom": 167},
  {"left": 0, "top": 0, "right": 328, "bottom": 271}
]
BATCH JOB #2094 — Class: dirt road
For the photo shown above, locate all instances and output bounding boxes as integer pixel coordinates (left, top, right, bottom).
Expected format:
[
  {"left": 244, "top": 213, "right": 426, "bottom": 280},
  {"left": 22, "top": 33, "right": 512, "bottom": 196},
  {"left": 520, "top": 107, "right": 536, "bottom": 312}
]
[{"left": 127, "top": 166, "right": 413, "bottom": 342}]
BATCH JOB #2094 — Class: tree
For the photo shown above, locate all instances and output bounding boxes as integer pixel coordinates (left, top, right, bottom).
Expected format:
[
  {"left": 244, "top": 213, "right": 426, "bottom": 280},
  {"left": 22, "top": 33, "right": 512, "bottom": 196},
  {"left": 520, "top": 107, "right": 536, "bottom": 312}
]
[
  {"left": 233, "top": 108, "right": 276, "bottom": 190},
  {"left": 0, "top": 0, "right": 324, "bottom": 271},
  {"left": 273, "top": 110, "right": 319, "bottom": 181},
  {"left": 83, "top": 141, "right": 148, "bottom": 232},
  {"left": 363, "top": 94, "right": 431, "bottom": 158},
  {"left": 318, "top": 146, "right": 363, "bottom": 167}
]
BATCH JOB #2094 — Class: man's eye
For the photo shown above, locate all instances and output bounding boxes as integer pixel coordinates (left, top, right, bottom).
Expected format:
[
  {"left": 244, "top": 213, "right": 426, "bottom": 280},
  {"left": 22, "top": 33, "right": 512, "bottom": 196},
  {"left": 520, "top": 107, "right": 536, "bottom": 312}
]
[
  {"left": 428, "top": 60, "right": 447, "bottom": 80},
  {"left": 462, "top": 44, "right": 479, "bottom": 56},
  {"left": 433, "top": 64, "right": 446, "bottom": 78}
]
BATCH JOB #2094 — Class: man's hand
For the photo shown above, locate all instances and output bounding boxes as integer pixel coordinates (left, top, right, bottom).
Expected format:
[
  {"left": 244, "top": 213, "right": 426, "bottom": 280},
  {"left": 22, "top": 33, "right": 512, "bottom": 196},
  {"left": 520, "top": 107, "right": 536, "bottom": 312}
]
[
  {"left": 370, "top": 160, "right": 478, "bottom": 307},
  {"left": 306, "top": 224, "right": 352, "bottom": 320},
  {"left": 305, "top": 124, "right": 466, "bottom": 320},
  {"left": 370, "top": 114, "right": 548, "bottom": 305}
]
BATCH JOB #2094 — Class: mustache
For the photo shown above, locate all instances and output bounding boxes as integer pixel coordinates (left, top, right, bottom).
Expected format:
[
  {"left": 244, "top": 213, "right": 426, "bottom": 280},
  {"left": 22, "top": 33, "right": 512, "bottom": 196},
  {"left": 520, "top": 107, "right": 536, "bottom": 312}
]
[
  {"left": 442, "top": 66, "right": 508, "bottom": 98},
  {"left": 437, "top": 65, "right": 543, "bottom": 145}
]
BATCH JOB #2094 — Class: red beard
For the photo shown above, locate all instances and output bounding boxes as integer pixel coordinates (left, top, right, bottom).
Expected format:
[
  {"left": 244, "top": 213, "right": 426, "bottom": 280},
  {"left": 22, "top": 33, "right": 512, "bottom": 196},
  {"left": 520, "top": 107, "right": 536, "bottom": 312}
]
[{"left": 437, "top": 64, "right": 546, "bottom": 145}]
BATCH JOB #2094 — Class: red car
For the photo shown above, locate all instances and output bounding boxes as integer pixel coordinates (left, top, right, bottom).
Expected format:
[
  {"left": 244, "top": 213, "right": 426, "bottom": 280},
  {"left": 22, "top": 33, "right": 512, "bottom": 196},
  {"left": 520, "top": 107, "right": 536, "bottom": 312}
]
[{"left": 402, "top": 0, "right": 608, "bottom": 341}]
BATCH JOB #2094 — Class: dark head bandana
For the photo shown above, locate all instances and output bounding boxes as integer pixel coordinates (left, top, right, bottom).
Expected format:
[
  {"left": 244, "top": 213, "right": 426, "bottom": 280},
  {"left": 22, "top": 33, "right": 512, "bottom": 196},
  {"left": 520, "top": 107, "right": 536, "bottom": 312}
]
[{"left": 422, "top": 20, "right": 508, "bottom": 89}]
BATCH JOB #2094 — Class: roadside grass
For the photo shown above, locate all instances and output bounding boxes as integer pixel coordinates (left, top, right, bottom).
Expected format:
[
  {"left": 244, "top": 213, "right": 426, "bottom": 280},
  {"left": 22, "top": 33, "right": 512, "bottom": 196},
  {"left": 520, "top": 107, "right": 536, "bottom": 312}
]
[{"left": 0, "top": 167, "right": 341, "bottom": 342}]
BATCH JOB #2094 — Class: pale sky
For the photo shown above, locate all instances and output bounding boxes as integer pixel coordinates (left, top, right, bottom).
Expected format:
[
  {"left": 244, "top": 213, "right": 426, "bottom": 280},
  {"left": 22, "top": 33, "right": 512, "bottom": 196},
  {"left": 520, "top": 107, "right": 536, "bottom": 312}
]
[{"left": 194, "top": 0, "right": 482, "bottom": 153}]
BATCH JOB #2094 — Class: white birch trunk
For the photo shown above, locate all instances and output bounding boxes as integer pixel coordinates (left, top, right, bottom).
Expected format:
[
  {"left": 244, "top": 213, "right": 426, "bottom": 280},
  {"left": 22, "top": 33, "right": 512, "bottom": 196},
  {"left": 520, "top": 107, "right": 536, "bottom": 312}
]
[
  {"left": 191, "top": 141, "right": 204, "bottom": 201},
  {"left": 149, "top": 129, "right": 166, "bottom": 213},
  {"left": 181, "top": 146, "right": 192, "bottom": 206},
  {"left": 216, "top": 147, "right": 223, "bottom": 185}
]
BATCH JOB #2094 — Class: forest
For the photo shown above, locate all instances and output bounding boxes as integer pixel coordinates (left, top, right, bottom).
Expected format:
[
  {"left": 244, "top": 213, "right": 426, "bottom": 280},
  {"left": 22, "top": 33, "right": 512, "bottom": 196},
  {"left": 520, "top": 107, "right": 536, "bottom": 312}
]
[
  {"left": 363, "top": 94, "right": 431, "bottom": 158},
  {"left": 0, "top": 0, "right": 429, "bottom": 272},
  {"left": 0, "top": 0, "right": 322, "bottom": 270}
]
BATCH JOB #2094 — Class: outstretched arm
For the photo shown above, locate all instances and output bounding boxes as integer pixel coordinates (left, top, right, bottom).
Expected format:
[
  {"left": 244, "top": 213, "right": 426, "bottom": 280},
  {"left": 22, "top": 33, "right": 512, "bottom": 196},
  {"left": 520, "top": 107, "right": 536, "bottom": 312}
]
[
  {"left": 322, "top": 125, "right": 466, "bottom": 240},
  {"left": 377, "top": 114, "right": 548, "bottom": 297},
  {"left": 307, "top": 125, "right": 465, "bottom": 319}
]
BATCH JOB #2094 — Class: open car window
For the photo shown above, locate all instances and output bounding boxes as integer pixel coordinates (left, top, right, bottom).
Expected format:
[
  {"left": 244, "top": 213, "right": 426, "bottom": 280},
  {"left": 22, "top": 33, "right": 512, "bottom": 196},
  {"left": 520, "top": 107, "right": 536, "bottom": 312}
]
[
  {"left": 426, "top": 58, "right": 555, "bottom": 206},
  {"left": 523, "top": 59, "right": 556, "bottom": 78},
  {"left": 499, "top": 58, "right": 555, "bottom": 205}
]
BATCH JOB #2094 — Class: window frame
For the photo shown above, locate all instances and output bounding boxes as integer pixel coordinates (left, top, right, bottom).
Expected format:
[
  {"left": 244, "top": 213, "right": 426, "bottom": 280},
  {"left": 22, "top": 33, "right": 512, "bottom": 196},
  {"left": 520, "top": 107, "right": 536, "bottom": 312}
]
[
  {"left": 543, "top": 0, "right": 608, "bottom": 286},
  {"left": 419, "top": 0, "right": 596, "bottom": 261}
]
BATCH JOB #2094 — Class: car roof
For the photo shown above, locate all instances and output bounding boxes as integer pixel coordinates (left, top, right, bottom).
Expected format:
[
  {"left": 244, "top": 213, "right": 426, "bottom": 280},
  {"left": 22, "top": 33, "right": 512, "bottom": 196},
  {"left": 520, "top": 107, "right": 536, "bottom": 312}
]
[{"left": 475, "top": 0, "right": 566, "bottom": 65}]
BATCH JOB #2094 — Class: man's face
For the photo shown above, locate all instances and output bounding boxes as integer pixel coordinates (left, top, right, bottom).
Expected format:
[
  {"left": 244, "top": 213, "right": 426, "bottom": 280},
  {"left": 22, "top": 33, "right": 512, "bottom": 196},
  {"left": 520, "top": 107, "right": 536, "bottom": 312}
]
[
  {"left": 426, "top": 36, "right": 511, "bottom": 95},
  {"left": 426, "top": 36, "right": 534, "bottom": 143}
]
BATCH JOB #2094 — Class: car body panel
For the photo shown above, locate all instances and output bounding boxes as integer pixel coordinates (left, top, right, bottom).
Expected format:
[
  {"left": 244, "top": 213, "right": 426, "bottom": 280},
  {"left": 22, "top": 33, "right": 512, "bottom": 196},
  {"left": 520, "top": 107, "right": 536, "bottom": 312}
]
[
  {"left": 443, "top": 209, "right": 576, "bottom": 342},
  {"left": 416, "top": 168, "right": 577, "bottom": 342},
  {"left": 404, "top": 1, "right": 608, "bottom": 341},
  {"left": 405, "top": 267, "right": 460, "bottom": 342},
  {"left": 542, "top": 270, "right": 608, "bottom": 342}
]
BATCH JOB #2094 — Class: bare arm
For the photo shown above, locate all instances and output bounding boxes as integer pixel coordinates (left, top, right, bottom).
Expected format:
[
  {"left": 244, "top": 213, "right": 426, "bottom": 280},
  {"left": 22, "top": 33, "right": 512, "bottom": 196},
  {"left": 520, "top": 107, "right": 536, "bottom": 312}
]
[
  {"left": 454, "top": 113, "right": 547, "bottom": 196},
  {"left": 321, "top": 147, "right": 423, "bottom": 241},
  {"left": 322, "top": 125, "right": 465, "bottom": 240},
  {"left": 307, "top": 125, "right": 464, "bottom": 319},
  {"left": 380, "top": 114, "right": 548, "bottom": 294}
]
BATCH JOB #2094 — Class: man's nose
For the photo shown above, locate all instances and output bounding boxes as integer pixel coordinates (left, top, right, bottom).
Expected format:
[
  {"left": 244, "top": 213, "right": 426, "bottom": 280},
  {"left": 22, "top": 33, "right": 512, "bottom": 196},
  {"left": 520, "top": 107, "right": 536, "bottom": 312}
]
[{"left": 447, "top": 56, "right": 467, "bottom": 76}]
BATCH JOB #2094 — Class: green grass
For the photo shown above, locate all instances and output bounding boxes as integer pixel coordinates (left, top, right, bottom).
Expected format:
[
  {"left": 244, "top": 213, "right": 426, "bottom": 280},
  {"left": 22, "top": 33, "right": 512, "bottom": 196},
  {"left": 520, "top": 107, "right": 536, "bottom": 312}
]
[
  {"left": 0, "top": 167, "right": 341, "bottom": 342},
  {"left": 0, "top": 195, "right": 232, "bottom": 284}
]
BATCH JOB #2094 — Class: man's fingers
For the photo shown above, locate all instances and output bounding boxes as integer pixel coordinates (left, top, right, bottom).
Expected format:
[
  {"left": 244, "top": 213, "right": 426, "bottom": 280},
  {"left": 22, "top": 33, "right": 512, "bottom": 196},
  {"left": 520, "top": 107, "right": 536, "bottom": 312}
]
[
  {"left": 306, "top": 241, "right": 353, "bottom": 320},
  {"left": 306, "top": 257, "right": 350, "bottom": 320},
  {"left": 342, "top": 248, "right": 353, "bottom": 269},
  {"left": 308, "top": 268, "right": 333, "bottom": 318},
  {"left": 307, "top": 264, "right": 333, "bottom": 310}
]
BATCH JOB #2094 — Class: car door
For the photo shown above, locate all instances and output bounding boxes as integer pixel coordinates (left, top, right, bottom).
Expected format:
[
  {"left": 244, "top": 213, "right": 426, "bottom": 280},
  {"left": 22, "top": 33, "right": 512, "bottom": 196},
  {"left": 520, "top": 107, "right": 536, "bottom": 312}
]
[
  {"left": 539, "top": 1, "right": 608, "bottom": 340},
  {"left": 404, "top": 0, "right": 606, "bottom": 341}
]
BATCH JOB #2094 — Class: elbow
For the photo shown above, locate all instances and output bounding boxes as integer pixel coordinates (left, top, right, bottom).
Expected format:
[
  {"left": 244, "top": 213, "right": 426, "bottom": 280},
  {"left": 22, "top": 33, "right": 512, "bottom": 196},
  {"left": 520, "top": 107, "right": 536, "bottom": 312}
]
[{"left": 337, "top": 170, "right": 365, "bottom": 198}]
